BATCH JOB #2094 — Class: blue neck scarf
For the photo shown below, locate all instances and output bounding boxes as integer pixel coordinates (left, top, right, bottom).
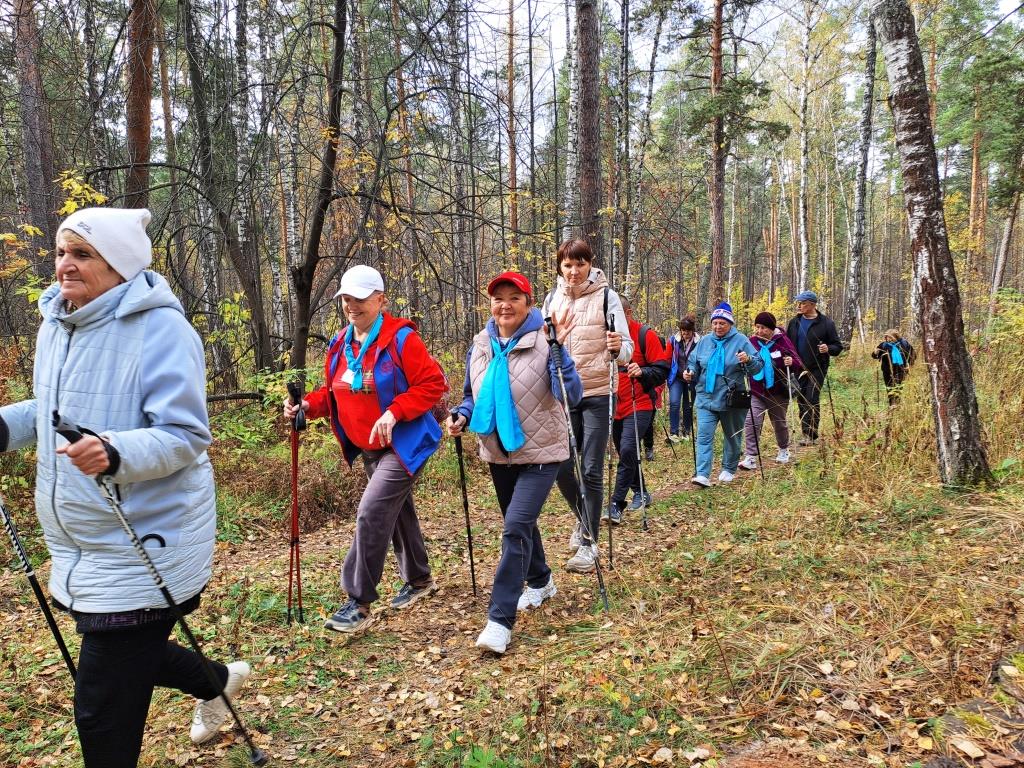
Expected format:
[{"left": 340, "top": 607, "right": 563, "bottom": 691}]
[
  {"left": 705, "top": 336, "right": 729, "bottom": 393},
  {"left": 752, "top": 338, "right": 777, "bottom": 389},
  {"left": 883, "top": 341, "right": 904, "bottom": 366},
  {"left": 343, "top": 313, "right": 384, "bottom": 390},
  {"left": 469, "top": 337, "right": 525, "bottom": 452}
]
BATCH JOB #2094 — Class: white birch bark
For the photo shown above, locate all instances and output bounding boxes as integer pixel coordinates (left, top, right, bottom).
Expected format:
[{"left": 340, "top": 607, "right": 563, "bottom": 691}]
[{"left": 561, "top": 0, "right": 579, "bottom": 242}]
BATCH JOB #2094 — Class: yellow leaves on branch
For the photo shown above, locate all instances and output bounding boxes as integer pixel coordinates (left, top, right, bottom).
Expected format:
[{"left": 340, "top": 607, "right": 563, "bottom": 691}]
[{"left": 57, "top": 170, "right": 107, "bottom": 215}]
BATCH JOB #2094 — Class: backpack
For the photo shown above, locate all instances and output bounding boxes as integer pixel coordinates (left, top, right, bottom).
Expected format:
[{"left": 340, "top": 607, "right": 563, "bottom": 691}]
[
  {"left": 386, "top": 326, "right": 451, "bottom": 423},
  {"left": 635, "top": 324, "right": 663, "bottom": 408}
]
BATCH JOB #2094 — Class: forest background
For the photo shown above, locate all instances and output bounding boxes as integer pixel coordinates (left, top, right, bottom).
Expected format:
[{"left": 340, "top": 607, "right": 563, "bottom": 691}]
[{"left": 1, "top": 0, "right": 1024, "bottom": 766}]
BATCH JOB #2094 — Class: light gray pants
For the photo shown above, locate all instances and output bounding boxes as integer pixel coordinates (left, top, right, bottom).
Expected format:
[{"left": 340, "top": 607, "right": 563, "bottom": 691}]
[
  {"left": 342, "top": 449, "right": 432, "bottom": 605},
  {"left": 744, "top": 393, "right": 790, "bottom": 456}
]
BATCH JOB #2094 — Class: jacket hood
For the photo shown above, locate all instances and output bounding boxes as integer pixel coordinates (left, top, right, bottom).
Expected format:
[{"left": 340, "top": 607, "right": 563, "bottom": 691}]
[
  {"left": 709, "top": 326, "right": 739, "bottom": 343},
  {"left": 486, "top": 307, "right": 545, "bottom": 341},
  {"left": 40, "top": 270, "right": 185, "bottom": 327}
]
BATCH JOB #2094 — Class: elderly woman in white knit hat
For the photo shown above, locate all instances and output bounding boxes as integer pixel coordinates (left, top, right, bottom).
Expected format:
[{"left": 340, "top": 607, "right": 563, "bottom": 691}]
[{"left": 0, "top": 208, "right": 248, "bottom": 766}]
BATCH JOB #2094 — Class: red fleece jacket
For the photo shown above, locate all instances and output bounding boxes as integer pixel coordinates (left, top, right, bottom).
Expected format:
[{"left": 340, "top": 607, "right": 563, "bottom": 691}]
[{"left": 614, "top": 320, "right": 670, "bottom": 420}]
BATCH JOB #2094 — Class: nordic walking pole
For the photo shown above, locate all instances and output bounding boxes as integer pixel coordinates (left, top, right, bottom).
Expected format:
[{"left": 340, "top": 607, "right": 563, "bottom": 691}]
[
  {"left": 688, "top": 390, "right": 697, "bottom": 471},
  {"left": 660, "top": 419, "right": 678, "bottom": 460},
  {"left": 52, "top": 412, "right": 268, "bottom": 766},
  {"left": 824, "top": 370, "right": 839, "bottom": 432},
  {"left": 286, "top": 380, "right": 306, "bottom": 624},
  {"left": 0, "top": 495, "right": 77, "bottom": 679},
  {"left": 545, "top": 319, "right": 610, "bottom": 612},
  {"left": 741, "top": 363, "right": 765, "bottom": 482},
  {"left": 628, "top": 384, "right": 649, "bottom": 532},
  {"left": 785, "top": 363, "right": 796, "bottom": 449},
  {"left": 449, "top": 407, "right": 478, "bottom": 596},
  {"left": 605, "top": 316, "right": 616, "bottom": 570}
]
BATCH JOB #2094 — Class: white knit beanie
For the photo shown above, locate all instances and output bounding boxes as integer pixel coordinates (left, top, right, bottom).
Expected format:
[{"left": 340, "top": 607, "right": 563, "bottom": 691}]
[{"left": 58, "top": 207, "right": 153, "bottom": 281}]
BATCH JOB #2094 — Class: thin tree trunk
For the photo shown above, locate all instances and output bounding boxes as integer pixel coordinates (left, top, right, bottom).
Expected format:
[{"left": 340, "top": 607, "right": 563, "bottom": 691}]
[
  {"left": 506, "top": 0, "right": 519, "bottom": 252},
  {"left": 842, "top": 21, "right": 876, "bottom": 343},
  {"left": 576, "top": 0, "right": 602, "bottom": 254},
  {"left": 988, "top": 152, "right": 1024, "bottom": 323},
  {"left": 967, "top": 86, "right": 983, "bottom": 269},
  {"left": 872, "top": 0, "right": 991, "bottom": 487},
  {"left": 125, "top": 0, "right": 157, "bottom": 208},
  {"left": 83, "top": 0, "right": 108, "bottom": 184},
  {"left": 797, "top": 1, "right": 814, "bottom": 291},
  {"left": 390, "top": 0, "right": 418, "bottom": 306},
  {"left": 707, "top": 0, "right": 725, "bottom": 309},
  {"left": 561, "top": 0, "right": 579, "bottom": 242}
]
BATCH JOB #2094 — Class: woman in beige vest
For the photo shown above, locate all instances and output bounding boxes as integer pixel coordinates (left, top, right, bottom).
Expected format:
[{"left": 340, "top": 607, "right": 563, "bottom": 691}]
[
  {"left": 542, "top": 239, "right": 633, "bottom": 573},
  {"left": 449, "top": 271, "right": 581, "bottom": 654}
]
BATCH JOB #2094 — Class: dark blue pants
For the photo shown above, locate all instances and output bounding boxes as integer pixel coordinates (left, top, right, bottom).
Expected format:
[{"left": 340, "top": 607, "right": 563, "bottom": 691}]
[
  {"left": 796, "top": 372, "right": 824, "bottom": 439},
  {"left": 611, "top": 409, "right": 653, "bottom": 506},
  {"left": 669, "top": 379, "right": 695, "bottom": 436},
  {"left": 76, "top": 619, "right": 227, "bottom": 767},
  {"left": 554, "top": 395, "right": 610, "bottom": 546},
  {"left": 488, "top": 462, "right": 559, "bottom": 629}
]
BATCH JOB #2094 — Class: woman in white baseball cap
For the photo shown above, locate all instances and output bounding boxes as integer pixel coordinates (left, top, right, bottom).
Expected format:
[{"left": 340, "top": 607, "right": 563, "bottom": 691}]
[
  {"left": 284, "top": 264, "right": 448, "bottom": 633},
  {"left": 0, "top": 207, "right": 249, "bottom": 765}
]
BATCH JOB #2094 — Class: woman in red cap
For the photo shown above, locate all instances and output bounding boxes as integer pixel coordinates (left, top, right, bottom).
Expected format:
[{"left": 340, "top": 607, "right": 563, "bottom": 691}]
[{"left": 449, "top": 271, "right": 581, "bottom": 654}]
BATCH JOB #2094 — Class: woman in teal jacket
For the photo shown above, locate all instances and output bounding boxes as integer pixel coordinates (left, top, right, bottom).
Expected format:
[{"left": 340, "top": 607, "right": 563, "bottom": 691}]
[
  {"left": 0, "top": 208, "right": 247, "bottom": 766},
  {"left": 683, "top": 302, "right": 763, "bottom": 487}
]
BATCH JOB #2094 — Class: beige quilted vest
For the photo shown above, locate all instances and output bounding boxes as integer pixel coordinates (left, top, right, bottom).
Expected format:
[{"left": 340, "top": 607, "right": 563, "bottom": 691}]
[
  {"left": 468, "top": 327, "right": 570, "bottom": 465},
  {"left": 544, "top": 268, "right": 613, "bottom": 397}
]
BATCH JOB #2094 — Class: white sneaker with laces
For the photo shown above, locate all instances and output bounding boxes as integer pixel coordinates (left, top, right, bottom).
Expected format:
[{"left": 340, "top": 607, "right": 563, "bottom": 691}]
[
  {"left": 691, "top": 475, "right": 711, "bottom": 488},
  {"left": 718, "top": 470, "right": 735, "bottom": 483},
  {"left": 475, "top": 620, "right": 512, "bottom": 654},
  {"left": 775, "top": 448, "right": 791, "bottom": 464},
  {"left": 567, "top": 522, "right": 582, "bottom": 553},
  {"left": 517, "top": 576, "right": 557, "bottom": 610},
  {"left": 190, "top": 661, "right": 251, "bottom": 744},
  {"left": 738, "top": 456, "right": 758, "bottom": 471},
  {"left": 565, "top": 544, "right": 598, "bottom": 573}
]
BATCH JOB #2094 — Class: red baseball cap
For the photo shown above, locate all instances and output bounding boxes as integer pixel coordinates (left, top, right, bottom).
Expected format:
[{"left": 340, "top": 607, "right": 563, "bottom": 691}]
[{"left": 486, "top": 271, "right": 532, "bottom": 297}]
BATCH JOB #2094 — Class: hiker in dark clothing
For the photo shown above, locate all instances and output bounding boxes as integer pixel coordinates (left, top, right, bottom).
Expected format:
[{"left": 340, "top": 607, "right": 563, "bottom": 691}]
[
  {"left": 666, "top": 315, "right": 700, "bottom": 441},
  {"left": 871, "top": 328, "right": 914, "bottom": 405},
  {"left": 785, "top": 291, "right": 843, "bottom": 445}
]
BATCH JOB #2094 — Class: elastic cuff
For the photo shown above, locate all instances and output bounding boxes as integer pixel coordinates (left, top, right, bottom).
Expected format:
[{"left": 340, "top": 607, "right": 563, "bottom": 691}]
[
  {"left": 101, "top": 439, "right": 121, "bottom": 477},
  {"left": 0, "top": 415, "right": 8, "bottom": 452}
]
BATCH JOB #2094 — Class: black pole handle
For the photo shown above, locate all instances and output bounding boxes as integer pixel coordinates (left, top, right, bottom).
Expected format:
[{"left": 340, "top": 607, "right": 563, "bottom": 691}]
[
  {"left": 53, "top": 412, "right": 84, "bottom": 444},
  {"left": 287, "top": 381, "right": 307, "bottom": 432}
]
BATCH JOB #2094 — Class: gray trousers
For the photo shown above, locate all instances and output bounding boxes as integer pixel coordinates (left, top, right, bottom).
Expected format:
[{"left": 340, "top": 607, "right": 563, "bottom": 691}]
[
  {"left": 342, "top": 449, "right": 432, "bottom": 605},
  {"left": 744, "top": 393, "right": 790, "bottom": 455}
]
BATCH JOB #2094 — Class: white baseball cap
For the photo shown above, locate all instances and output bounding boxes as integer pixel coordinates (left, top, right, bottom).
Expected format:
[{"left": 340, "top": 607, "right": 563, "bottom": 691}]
[{"left": 334, "top": 264, "right": 385, "bottom": 299}]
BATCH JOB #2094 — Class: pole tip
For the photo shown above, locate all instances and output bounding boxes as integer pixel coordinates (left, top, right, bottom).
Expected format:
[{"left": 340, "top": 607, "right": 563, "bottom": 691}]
[{"left": 251, "top": 748, "right": 269, "bottom": 766}]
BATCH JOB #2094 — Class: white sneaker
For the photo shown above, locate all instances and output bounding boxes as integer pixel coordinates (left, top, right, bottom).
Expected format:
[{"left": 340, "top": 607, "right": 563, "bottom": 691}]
[
  {"left": 691, "top": 475, "right": 711, "bottom": 488},
  {"left": 517, "top": 576, "right": 557, "bottom": 610},
  {"left": 738, "top": 456, "right": 758, "bottom": 471},
  {"left": 718, "top": 470, "right": 735, "bottom": 483},
  {"left": 775, "top": 448, "right": 790, "bottom": 464},
  {"left": 190, "top": 661, "right": 251, "bottom": 744},
  {"left": 567, "top": 522, "right": 582, "bottom": 553},
  {"left": 475, "top": 620, "right": 512, "bottom": 654},
  {"left": 565, "top": 544, "right": 598, "bottom": 573}
]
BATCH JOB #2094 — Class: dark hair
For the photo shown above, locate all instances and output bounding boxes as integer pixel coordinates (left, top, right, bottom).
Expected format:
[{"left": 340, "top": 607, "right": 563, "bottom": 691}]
[
  {"left": 678, "top": 313, "right": 696, "bottom": 332},
  {"left": 556, "top": 238, "right": 594, "bottom": 268}
]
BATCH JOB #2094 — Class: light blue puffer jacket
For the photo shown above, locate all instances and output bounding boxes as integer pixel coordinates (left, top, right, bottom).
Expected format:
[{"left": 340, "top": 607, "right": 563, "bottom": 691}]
[{"left": 0, "top": 271, "right": 215, "bottom": 613}]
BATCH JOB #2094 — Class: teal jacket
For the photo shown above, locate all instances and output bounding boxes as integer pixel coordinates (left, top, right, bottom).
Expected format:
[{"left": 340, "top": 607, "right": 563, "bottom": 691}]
[
  {"left": 0, "top": 272, "right": 215, "bottom": 613},
  {"left": 686, "top": 327, "right": 763, "bottom": 412}
]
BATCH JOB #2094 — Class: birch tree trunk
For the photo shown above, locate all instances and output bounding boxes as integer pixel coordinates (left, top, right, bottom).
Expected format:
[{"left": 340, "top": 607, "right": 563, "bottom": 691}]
[
  {"left": 797, "top": 1, "right": 814, "bottom": 292},
  {"left": 707, "top": 0, "right": 726, "bottom": 308},
  {"left": 842, "top": 20, "right": 876, "bottom": 343},
  {"left": 506, "top": 0, "right": 519, "bottom": 252},
  {"left": 872, "top": 0, "right": 991, "bottom": 487},
  {"left": 561, "top": 0, "right": 579, "bottom": 243},
  {"left": 988, "top": 151, "right": 1023, "bottom": 324},
  {"left": 576, "top": 0, "right": 602, "bottom": 254},
  {"left": 611, "top": 0, "right": 629, "bottom": 289}
]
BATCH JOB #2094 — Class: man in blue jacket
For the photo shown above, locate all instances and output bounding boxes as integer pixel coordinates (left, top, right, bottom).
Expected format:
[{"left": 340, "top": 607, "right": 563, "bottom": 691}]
[{"left": 785, "top": 291, "right": 843, "bottom": 445}]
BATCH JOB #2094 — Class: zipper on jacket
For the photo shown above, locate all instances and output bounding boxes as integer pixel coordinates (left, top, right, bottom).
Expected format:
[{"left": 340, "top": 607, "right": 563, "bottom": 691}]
[{"left": 52, "top": 321, "right": 82, "bottom": 609}]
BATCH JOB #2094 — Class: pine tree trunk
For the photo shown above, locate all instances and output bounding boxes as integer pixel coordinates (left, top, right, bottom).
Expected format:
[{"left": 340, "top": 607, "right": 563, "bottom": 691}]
[
  {"left": 842, "top": 21, "right": 876, "bottom": 343},
  {"left": 13, "top": 0, "right": 58, "bottom": 270},
  {"left": 707, "top": 0, "right": 725, "bottom": 309},
  {"left": 872, "top": 0, "right": 992, "bottom": 487},
  {"left": 576, "top": 0, "right": 602, "bottom": 254},
  {"left": 125, "top": 0, "right": 156, "bottom": 208},
  {"left": 967, "top": 87, "right": 983, "bottom": 270}
]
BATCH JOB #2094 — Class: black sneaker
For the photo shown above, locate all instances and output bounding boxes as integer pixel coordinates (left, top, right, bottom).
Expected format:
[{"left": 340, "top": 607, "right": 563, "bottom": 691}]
[
  {"left": 324, "top": 599, "right": 372, "bottom": 633},
  {"left": 644, "top": 448, "right": 655, "bottom": 462},
  {"left": 608, "top": 503, "right": 624, "bottom": 525},
  {"left": 390, "top": 580, "right": 438, "bottom": 610}
]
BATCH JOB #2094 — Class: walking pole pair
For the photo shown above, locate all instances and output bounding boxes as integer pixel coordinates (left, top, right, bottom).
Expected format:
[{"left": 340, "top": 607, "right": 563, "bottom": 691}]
[
  {"left": 605, "top": 317, "right": 616, "bottom": 570},
  {"left": 0, "top": 494, "right": 77, "bottom": 679},
  {"left": 449, "top": 408, "right": 478, "bottom": 596},
  {"left": 545, "top": 319, "right": 610, "bottom": 612},
  {"left": 52, "top": 412, "right": 268, "bottom": 766},
  {"left": 286, "top": 380, "right": 306, "bottom": 624}
]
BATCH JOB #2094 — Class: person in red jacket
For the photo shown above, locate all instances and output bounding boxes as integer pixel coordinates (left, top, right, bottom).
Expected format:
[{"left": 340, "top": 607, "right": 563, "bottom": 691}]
[
  {"left": 284, "top": 265, "right": 447, "bottom": 633},
  {"left": 604, "top": 299, "right": 670, "bottom": 524}
]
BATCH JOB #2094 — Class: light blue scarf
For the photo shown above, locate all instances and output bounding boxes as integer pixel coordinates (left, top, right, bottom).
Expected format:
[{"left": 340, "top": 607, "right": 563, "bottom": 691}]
[
  {"left": 469, "top": 337, "right": 525, "bottom": 452},
  {"left": 883, "top": 341, "right": 904, "bottom": 366},
  {"left": 705, "top": 337, "right": 728, "bottom": 394},
  {"left": 752, "top": 338, "right": 777, "bottom": 389},
  {"left": 343, "top": 313, "right": 384, "bottom": 390}
]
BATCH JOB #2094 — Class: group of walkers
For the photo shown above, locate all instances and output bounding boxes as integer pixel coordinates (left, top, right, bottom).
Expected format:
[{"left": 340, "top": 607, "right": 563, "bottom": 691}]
[{"left": 0, "top": 208, "right": 919, "bottom": 766}]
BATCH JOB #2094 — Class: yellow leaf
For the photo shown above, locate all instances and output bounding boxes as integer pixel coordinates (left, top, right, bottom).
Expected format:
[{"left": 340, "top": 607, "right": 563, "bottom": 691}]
[{"left": 950, "top": 737, "right": 984, "bottom": 759}]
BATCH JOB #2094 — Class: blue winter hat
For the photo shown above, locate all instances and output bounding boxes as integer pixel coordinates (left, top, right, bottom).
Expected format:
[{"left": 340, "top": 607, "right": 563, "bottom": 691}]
[
  {"left": 794, "top": 290, "right": 818, "bottom": 303},
  {"left": 710, "top": 301, "right": 735, "bottom": 325}
]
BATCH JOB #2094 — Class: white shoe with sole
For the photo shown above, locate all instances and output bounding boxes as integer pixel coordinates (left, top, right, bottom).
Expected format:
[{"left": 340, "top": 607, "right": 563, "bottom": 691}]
[
  {"left": 718, "top": 470, "right": 735, "bottom": 483},
  {"left": 775, "top": 448, "right": 790, "bottom": 463},
  {"left": 475, "top": 620, "right": 512, "bottom": 654},
  {"left": 738, "top": 456, "right": 758, "bottom": 471},
  {"left": 691, "top": 475, "right": 711, "bottom": 488},
  {"left": 565, "top": 544, "right": 598, "bottom": 573},
  {"left": 190, "top": 661, "right": 251, "bottom": 744},
  {"left": 517, "top": 576, "right": 557, "bottom": 610},
  {"left": 567, "top": 522, "right": 582, "bottom": 553}
]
